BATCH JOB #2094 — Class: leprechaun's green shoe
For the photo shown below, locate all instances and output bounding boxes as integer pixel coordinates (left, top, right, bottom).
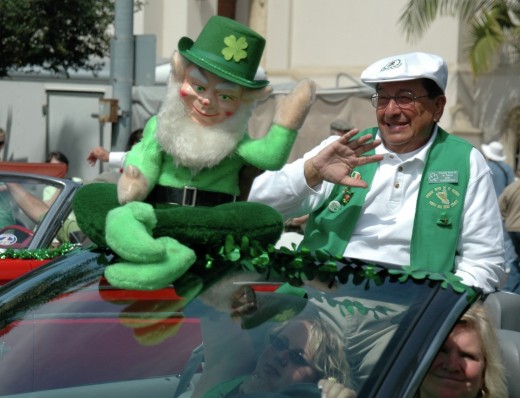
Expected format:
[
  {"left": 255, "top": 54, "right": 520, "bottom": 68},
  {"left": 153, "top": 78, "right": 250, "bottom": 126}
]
[
  {"left": 105, "top": 237, "right": 196, "bottom": 290},
  {"left": 106, "top": 201, "right": 165, "bottom": 263}
]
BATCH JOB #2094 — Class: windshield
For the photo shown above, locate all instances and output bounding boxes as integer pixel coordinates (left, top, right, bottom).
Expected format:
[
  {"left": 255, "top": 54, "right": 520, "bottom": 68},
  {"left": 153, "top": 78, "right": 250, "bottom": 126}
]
[
  {"left": 0, "top": 250, "right": 464, "bottom": 398},
  {"left": 0, "top": 174, "right": 77, "bottom": 250}
]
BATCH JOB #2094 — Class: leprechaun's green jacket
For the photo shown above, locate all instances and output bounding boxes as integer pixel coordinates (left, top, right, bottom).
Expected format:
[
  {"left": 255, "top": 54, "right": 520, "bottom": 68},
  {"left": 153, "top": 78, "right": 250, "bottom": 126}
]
[{"left": 125, "top": 116, "right": 298, "bottom": 197}]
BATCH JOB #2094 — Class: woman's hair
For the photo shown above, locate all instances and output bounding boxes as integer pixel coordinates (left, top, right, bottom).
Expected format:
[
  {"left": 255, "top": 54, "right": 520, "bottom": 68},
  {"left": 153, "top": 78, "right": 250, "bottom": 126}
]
[
  {"left": 269, "top": 315, "right": 351, "bottom": 387},
  {"left": 306, "top": 316, "right": 351, "bottom": 385},
  {"left": 459, "top": 303, "right": 507, "bottom": 398},
  {"left": 126, "top": 128, "right": 144, "bottom": 151},
  {"left": 46, "top": 150, "right": 69, "bottom": 166}
]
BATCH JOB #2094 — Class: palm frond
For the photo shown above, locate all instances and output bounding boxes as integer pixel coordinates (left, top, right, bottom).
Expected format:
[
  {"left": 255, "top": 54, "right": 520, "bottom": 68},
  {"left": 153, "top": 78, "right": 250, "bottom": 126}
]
[
  {"left": 399, "top": 0, "right": 519, "bottom": 75},
  {"left": 468, "top": 11, "right": 505, "bottom": 74},
  {"left": 399, "top": 0, "right": 497, "bottom": 41},
  {"left": 399, "top": 0, "right": 441, "bottom": 42}
]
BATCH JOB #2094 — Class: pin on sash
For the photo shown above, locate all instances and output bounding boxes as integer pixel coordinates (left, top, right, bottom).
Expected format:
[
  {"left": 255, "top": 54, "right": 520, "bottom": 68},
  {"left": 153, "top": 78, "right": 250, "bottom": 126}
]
[{"left": 328, "top": 171, "right": 362, "bottom": 212}]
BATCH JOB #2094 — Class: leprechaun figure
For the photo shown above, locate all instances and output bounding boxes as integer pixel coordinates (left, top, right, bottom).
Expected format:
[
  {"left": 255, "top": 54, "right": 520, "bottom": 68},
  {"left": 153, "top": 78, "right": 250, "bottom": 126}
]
[{"left": 73, "top": 16, "right": 315, "bottom": 290}]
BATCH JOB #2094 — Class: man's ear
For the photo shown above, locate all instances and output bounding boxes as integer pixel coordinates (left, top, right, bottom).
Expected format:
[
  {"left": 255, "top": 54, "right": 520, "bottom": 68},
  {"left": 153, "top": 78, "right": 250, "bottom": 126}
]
[
  {"left": 433, "top": 95, "right": 447, "bottom": 122},
  {"left": 170, "top": 51, "right": 189, "bottom": 83},
  {"left": 242, "top": 86, "right": 273, "bottom": 104}
]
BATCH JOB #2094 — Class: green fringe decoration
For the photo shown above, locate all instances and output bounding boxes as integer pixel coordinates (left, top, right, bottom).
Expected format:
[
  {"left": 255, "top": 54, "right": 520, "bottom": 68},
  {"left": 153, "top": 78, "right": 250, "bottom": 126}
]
[{"left": 197, "top": 235, "right": 478, "bottom": 302}]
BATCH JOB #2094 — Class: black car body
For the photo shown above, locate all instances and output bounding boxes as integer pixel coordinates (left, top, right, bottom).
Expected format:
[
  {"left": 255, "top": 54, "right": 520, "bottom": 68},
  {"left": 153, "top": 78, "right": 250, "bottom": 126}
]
[{"left": 0, "top": 245, "right": 519, "bottom": 397}]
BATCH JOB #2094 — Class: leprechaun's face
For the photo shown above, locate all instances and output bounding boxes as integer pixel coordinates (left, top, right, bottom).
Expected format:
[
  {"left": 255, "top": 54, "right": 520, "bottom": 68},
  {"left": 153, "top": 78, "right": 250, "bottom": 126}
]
[{"left": 180, "top": 65, "right": 244, "bottom": 127}]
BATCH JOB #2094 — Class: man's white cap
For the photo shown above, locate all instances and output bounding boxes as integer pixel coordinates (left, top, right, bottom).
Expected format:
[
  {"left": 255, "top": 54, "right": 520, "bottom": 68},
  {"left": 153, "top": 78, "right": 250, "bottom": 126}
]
[{"left": 360, "top": 52, "right": 448, "bottom": 92}]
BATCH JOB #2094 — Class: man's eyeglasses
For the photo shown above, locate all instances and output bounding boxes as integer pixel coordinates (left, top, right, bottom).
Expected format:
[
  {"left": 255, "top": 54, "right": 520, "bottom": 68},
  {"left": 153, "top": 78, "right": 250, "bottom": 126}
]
[
  {"left": 268, "top": 333, "right": 312, "bottom": 367},
  {"left": 371, "top": 90, "right": 430, "bottom": 109}
]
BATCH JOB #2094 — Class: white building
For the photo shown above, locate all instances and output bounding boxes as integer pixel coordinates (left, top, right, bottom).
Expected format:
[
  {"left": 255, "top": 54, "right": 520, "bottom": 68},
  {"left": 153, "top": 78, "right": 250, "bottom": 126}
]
[{"left": 1, "top": 0, "right": 519, "bottom": 179}]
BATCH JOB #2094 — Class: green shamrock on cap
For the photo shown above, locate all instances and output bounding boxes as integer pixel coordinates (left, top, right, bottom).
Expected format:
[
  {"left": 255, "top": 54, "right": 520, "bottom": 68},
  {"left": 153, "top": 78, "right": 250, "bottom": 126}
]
[{"left": 222, "top": 35, "right": 248, "bottom": 62}]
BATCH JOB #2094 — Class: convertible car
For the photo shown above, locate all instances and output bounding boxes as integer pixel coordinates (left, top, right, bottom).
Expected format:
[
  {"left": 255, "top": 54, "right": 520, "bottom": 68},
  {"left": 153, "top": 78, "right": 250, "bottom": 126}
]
[
  {"left": 0, "top": 244, "right": 518, "bottom": 398},
  {"left": 0, "top": 165, "right": 85, "bottom": 284}
]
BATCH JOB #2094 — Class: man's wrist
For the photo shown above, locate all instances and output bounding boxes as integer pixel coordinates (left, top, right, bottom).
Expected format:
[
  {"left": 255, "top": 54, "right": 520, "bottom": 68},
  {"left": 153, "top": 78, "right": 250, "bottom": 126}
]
[{"left": 304, "top": 158, "right": 323, "bottom": 187}]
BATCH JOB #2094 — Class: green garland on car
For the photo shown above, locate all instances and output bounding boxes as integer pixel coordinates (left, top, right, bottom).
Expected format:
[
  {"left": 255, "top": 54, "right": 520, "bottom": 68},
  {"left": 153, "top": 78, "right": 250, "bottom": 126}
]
[
  {"left": 0, "top": 242, "right": 78, "bottom": 260},
  {"left": 199, "top": 234, "right": 478, "bottom": 302},
  {"left": 0, "top": 236, "right": 477, "bottom": 302}
]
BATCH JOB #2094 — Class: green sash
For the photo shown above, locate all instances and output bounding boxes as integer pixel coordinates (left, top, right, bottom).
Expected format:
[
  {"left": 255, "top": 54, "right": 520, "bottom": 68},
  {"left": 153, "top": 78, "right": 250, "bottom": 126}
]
[{"left": 301, "top": 127, "right": 472, "bottom": 273}]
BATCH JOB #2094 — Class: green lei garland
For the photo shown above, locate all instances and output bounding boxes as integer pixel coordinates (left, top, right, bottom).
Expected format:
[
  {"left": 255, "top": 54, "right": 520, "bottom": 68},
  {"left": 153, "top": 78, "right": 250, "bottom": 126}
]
[{"left": 201, "top": 235, "right": 478, "bottom": 302}]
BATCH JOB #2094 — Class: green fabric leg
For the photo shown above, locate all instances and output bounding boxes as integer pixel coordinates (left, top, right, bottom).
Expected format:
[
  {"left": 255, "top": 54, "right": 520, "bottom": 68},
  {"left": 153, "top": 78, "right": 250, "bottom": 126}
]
[
  {"left": 73, "top": 183, "right": 120, "bottom": 247},
  {"left": 72, "top": 182, "right": 284, "bottom": 290},
  {"left": 104, "top": 236, "right": 196, "bottom": 290},
  {"left": 73, "top": 183, "right": 283, "bottom": 250},
  {"left": 106, "top": 201, "right": 165, "bottom": 263}
]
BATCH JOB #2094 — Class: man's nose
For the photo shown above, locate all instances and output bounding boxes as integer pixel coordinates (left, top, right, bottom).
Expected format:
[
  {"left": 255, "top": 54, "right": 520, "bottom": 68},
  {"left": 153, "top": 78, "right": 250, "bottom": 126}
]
[{"left": 385, "top": 98, "right": 401, "bottom": 113}]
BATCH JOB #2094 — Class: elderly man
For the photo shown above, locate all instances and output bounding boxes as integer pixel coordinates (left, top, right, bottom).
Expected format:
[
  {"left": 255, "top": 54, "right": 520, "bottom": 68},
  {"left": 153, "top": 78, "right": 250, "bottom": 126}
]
[{"left": 249, "top": 52, "right": 506, "bottom": 294}]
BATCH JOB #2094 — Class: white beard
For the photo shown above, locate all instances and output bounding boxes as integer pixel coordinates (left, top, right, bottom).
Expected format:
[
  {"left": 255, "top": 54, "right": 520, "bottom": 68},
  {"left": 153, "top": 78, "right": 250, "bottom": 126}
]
[{"left": 156, "top": 81, "right": 255, "bottom": 174}]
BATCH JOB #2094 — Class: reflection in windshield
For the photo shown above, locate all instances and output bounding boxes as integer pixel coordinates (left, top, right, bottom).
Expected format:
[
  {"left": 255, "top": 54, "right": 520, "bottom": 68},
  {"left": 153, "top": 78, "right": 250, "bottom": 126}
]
[
  {"left": 0, "top": 180, "right": 64, "bottom": 249},
  {"left": 0, "top": 176, "right": 82, "bottom": 250},
  {"left": 193, "top": 286, "right": 351, "bottom": 397},
  {"left": 0, "top": 256, "right": 435, "bottom": 397}
]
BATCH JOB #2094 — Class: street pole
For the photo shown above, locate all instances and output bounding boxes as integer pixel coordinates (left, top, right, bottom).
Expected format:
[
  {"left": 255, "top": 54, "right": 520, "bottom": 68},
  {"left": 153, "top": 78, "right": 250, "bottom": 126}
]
[{"left": 111, "top": 0, "right": 134, "bottom": 151}]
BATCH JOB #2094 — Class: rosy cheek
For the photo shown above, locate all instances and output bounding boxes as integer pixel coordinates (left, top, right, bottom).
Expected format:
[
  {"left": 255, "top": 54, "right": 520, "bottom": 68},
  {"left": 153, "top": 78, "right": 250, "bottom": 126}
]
[{"left": 225, "top": 111, "right": 234, "bottom": 117}]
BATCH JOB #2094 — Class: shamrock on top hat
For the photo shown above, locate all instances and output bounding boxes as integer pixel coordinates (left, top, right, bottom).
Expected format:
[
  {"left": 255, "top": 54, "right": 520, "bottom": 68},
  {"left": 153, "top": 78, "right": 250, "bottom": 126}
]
[{"left": 178, "top": 15, "right": 269, "bottom": 89}]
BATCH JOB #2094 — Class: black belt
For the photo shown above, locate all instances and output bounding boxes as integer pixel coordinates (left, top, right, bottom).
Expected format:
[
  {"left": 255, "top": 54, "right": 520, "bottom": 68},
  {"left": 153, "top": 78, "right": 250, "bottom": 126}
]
[{"left": 146, "top": 185, "right": 236, "bottom": 207}]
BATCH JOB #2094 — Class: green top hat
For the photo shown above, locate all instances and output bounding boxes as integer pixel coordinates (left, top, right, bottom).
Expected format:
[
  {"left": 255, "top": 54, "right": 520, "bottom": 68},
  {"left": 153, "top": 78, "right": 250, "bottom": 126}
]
[{"left": 178, "top": 16, "right": 269, "bottom": 89}]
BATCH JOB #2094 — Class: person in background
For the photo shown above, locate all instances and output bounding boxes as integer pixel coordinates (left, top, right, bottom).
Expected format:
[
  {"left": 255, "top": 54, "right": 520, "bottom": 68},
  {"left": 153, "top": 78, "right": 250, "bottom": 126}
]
[
  {"left": 498, "top": 178, "right": 520, "bottom": 292},
  {"left": 46, "top": 150, "right": 69, "bottom": 166},
  {"left": 480, "top": 140, "right": 518, "bottom": 289},
  {"left": 2, "top": 149, "right": 71, "bottom": 228},
  {"left": 5, "top": 150, "right": 83, "bottom": 243},
  {"left": 305, "top": 302, "right": 506, "bottom": 398},
  {"left": 44, "top": 150, "right": 82, "bottom": 198},
  {"left": 86, "top": 128, "right": 144, "bottom": 169},
  {"left": 5, "top": 180, "right": 82, "bottom": 244},
  {"left": 418, "top": 303, "right": 507, "bottom": 398},
  {"left": 249, "top": 51, "right": 506, "bottom": 294},
  {"left": 480, "top": 141, "right": 515, "bottom": 197},
  {"left": 46, "top": 150, "right": 82, "bottom": 181},
  {"left": 329, "top": 119, "right": 353, "bottom": 136},
  {"left": 197, "top": 315, "right": 355, "bottom": 398},
  {"left": 86, "top": 128, "right": 144, "bottom": 184}
]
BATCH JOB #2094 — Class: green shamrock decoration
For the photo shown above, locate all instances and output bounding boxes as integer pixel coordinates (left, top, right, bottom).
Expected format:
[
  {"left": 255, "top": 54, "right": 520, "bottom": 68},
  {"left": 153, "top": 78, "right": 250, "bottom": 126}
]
[
  {"left": 436, "top": 212, "right": 452, "bottom": 227},
  {"left": 200, "top": 235, "right": 478, "bottom": 302},
  {"left": 222, "top": 35, "right": 248, "bottom": 62}
]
